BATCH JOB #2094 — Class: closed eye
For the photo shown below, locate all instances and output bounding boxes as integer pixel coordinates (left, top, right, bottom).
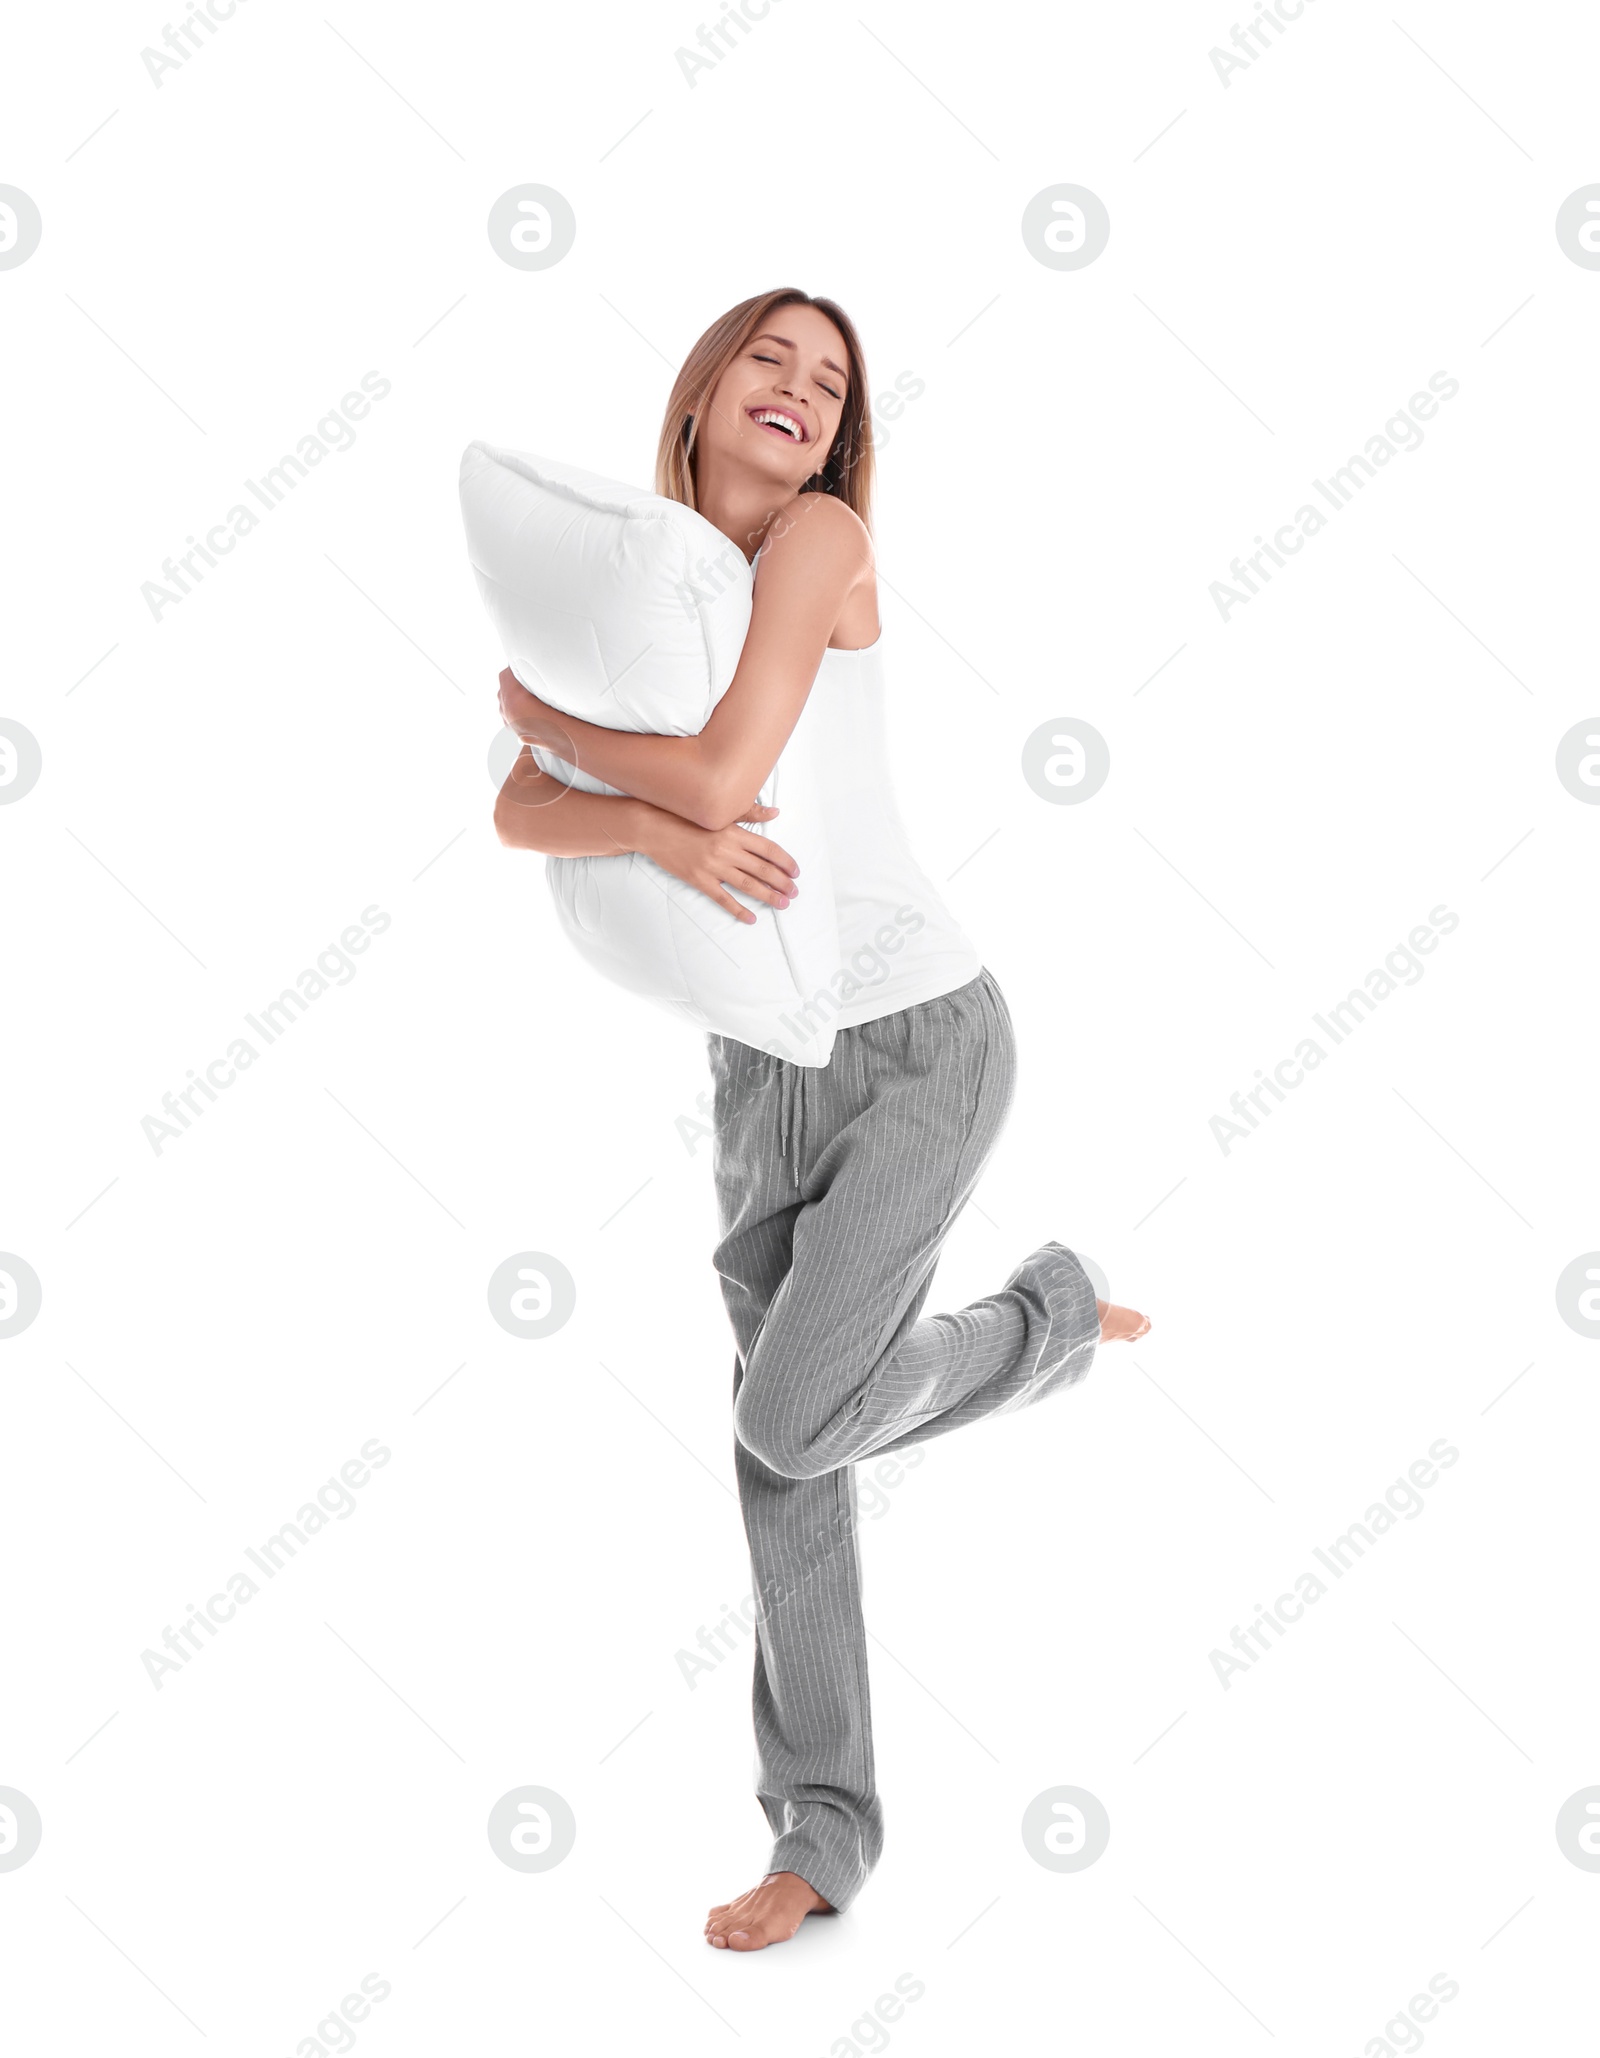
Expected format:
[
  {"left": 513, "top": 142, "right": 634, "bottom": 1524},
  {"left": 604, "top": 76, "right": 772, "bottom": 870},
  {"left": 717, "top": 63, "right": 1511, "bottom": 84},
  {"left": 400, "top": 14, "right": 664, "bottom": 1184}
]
[{"left": 751, "top": 351, "right": 842, "bottom": 401}]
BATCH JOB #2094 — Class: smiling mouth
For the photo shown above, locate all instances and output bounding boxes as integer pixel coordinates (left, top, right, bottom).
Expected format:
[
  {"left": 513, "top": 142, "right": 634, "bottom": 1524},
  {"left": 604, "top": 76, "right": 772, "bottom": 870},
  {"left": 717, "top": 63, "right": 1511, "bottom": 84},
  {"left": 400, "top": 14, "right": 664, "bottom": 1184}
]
[{"left": 748, "top": 407, "right": 808, "bottom": 443}]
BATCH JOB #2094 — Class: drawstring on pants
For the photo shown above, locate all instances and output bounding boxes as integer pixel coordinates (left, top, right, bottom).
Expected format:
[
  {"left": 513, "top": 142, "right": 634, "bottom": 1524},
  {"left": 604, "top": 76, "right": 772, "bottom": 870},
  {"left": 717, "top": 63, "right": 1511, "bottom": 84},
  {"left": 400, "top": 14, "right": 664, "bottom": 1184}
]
[{"left": 764, "top": 1052, "right": 809, "bottom": 1172}]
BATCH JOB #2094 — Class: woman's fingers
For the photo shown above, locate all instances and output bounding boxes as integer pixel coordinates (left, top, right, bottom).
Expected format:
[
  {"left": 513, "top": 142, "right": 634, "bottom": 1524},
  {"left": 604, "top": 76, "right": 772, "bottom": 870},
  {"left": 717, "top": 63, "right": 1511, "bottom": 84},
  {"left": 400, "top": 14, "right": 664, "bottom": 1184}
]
[
  {"left": 738, "top": 833, "right": 798, "bottom": 878},
  {"left": 739, "top": 857, "right": 799, "bottom": 899},
  {"left": 726, "top": 867, "right": 795, "bottom": 909},
  {"left": 705, "top": 884, "right": 758, "bottom": 924},
  {"left": 693, "top": 869, "right": 783, "bottom": 919}
]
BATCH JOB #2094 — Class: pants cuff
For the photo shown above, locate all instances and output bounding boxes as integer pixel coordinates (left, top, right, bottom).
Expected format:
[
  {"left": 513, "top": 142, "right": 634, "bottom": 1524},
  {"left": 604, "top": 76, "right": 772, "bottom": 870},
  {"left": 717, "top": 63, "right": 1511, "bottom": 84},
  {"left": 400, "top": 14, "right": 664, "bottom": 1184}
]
[
  {"left": 766, "top": 1838, "right": 866, "bottom": 1915},
  {"left": 1042, "top": 1240, "right": 1101, "bottom": 1383}
]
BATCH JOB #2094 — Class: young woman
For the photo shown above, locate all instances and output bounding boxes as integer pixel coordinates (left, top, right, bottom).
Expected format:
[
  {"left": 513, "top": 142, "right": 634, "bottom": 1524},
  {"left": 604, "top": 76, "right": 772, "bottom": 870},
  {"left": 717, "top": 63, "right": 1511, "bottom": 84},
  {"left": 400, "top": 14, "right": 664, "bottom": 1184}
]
[{"left": 494, "top": 288, "right": 1151, "bottom": 1953}]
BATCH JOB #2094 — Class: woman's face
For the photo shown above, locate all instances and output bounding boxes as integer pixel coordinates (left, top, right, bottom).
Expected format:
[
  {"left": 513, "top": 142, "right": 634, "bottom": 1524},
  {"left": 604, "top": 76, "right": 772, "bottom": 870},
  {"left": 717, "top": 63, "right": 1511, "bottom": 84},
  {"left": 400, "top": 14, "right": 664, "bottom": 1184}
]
[{"left": 697, "top": 303, "right": 851, "bottom": 505}]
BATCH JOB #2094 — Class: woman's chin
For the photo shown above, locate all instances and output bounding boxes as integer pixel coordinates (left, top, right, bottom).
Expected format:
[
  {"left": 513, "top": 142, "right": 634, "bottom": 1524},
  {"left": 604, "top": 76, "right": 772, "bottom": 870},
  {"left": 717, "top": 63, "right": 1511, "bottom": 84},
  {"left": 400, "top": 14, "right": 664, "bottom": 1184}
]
[{"left": 737, "top": 440, "right": 809, "bottom": 486}]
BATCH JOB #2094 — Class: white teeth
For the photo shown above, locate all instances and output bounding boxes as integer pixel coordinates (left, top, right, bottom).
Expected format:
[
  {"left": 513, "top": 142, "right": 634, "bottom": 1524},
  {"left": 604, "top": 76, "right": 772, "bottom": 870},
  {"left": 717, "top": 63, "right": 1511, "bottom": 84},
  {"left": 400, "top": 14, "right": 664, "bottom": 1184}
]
[{"left": 752, "top": 409, "right": 803, "bottom": 441}]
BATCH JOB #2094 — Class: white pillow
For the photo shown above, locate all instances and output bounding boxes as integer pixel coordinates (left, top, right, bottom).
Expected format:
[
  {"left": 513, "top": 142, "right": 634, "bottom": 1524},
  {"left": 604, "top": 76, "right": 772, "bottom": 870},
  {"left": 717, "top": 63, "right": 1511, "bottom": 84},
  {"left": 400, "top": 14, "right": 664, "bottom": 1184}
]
[{"left": 460, "top": 443, "right": 841, "bottom": 1066}]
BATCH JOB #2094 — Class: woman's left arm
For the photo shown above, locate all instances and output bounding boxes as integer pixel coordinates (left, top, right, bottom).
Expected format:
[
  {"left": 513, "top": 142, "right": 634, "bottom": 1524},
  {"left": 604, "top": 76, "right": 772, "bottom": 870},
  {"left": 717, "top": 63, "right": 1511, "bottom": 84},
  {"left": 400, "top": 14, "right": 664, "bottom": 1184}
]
[{"left": 498, "top": 495, "right": 872, "bottom": 833}]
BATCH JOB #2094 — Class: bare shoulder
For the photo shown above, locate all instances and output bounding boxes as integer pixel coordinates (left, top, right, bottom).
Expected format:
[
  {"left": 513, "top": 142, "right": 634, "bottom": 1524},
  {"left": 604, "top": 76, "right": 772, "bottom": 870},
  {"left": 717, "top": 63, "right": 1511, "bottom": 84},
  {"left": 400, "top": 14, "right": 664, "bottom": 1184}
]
[{"left": 760, "top": 491, "right": 874, "bottom": 571}]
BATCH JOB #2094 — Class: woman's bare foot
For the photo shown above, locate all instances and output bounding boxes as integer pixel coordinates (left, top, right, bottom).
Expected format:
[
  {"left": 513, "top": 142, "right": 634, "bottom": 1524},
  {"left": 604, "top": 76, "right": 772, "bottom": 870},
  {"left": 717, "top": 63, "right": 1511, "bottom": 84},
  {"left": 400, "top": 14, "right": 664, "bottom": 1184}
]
[
  {"left": 704, "top": 1871, "right": 832, "bottom": 1950},
  {"left": 1097, "top": 1297, "right": 1151, "bottom": 1342}
]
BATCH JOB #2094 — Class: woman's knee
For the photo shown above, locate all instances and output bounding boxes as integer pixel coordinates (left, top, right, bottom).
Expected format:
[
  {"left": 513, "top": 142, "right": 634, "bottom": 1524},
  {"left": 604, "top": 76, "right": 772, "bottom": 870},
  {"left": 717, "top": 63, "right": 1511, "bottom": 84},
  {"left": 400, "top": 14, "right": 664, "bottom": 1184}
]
[{"left": 733, "top": 1379, "right": 830, "bottom": 1480}]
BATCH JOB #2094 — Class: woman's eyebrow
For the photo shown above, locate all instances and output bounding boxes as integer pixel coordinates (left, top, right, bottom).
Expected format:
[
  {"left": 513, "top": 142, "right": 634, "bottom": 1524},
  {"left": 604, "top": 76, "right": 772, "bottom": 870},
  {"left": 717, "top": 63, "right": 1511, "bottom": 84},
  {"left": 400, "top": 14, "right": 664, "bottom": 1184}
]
[{"left": 751, "top": 332, "right": 848, "bottom": 381}]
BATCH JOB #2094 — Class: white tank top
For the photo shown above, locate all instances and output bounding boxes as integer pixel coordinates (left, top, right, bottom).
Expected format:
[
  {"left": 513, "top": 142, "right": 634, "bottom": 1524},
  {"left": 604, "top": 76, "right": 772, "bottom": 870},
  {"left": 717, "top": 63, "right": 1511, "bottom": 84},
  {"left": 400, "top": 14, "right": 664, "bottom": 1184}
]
[{"left": 784, "top": 631, "right": 984, "bottom": 1033}]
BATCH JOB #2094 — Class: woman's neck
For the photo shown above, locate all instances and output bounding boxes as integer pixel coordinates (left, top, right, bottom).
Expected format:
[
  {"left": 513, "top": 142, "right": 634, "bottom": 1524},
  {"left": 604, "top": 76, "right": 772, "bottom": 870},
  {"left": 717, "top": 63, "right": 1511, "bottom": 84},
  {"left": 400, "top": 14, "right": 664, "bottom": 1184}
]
[{"left": 694, "top": 463, "right": 799, "bottom": 566}]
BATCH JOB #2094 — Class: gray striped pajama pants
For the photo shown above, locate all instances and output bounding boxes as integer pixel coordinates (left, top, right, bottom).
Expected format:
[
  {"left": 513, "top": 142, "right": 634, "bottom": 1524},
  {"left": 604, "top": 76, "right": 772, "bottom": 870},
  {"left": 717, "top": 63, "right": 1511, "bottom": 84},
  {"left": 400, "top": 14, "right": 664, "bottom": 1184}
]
[{"left": 706, "top": 966, "right": 1101, "bottom": 1913}]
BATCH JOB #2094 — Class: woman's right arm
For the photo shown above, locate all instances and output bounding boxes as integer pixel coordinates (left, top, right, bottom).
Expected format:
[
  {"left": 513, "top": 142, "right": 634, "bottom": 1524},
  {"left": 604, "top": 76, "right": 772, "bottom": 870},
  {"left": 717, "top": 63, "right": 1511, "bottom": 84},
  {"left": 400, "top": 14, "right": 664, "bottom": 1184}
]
[
  {"left": 496, "top": 495, "right": 871, "bottom": 831},
  {"left": 493, "top": 744, "right": 650, "bottom": 858},
  {"left": 493, "top": 745, "right": 800, "bottom": 926}
]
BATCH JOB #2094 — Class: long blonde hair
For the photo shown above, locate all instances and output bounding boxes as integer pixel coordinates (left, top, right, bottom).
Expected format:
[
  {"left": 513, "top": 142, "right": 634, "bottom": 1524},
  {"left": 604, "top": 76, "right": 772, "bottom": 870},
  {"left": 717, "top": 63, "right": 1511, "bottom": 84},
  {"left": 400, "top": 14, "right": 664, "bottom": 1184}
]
[{"left": 653, "top": 288, "right": 874, "bottom": 531}]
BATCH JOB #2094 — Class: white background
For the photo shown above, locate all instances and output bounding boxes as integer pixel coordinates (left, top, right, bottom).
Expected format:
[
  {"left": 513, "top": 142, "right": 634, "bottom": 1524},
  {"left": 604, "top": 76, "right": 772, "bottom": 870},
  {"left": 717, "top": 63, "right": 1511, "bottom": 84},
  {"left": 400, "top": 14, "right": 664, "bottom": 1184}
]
[{"left": 3, "top": 0, "right": 1598, "bottom": 2050}]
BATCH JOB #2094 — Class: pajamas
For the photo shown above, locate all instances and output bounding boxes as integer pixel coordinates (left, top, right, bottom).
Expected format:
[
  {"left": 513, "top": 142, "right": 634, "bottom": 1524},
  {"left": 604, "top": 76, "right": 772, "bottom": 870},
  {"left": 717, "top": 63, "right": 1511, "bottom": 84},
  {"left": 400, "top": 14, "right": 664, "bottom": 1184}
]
[{"left": 706, "top": 966, "right": 1101, "bottom": 1912}]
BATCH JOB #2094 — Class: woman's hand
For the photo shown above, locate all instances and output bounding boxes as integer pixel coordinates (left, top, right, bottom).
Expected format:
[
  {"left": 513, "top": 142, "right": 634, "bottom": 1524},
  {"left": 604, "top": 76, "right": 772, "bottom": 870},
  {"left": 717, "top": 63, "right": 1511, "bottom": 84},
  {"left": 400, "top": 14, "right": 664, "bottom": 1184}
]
[
  {"left": 497, "top": 718, "right": 799, "bottom": 920},
  {"left": 634, "top": 807, "right": 801, "bottom": 926}
]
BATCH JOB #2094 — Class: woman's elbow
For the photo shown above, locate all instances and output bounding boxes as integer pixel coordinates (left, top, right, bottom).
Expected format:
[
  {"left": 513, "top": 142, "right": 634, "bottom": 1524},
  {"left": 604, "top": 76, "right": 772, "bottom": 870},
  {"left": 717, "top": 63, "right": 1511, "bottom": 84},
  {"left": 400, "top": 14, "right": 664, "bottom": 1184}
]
[
  {"left": 687, "top": 770, "right": 761, "bottom": 833},
  {"left": 494, "top": 789, "right": 540, "bottom": 850}
]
